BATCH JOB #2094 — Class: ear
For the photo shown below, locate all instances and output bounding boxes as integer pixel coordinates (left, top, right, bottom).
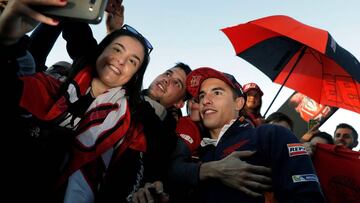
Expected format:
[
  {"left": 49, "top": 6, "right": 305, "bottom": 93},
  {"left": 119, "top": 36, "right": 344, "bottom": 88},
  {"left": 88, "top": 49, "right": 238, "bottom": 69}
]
[
  {"left": 352, "top": 139, "right": 358, "bottom": 149},
  {"left": 235, "top": 97, "right": 245, "bottom": 111},
  {"left": 173, "top": 100, "right": 185, "bottom": 109}
]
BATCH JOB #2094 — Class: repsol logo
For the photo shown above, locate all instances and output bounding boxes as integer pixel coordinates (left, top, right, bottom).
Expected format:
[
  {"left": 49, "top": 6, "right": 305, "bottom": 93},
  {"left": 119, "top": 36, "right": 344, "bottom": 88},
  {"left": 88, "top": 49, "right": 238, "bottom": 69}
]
[{"left": 287, "top": 143, "right": 308, "bottom": 157}]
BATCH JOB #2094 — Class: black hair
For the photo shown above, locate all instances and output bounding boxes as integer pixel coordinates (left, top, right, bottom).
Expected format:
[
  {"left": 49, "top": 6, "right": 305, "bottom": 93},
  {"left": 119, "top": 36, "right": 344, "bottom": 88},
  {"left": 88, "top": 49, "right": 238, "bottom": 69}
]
[
  {"left": 230, "top": 88, "right": 242, "bottom": 100},
  {"left": 335, "top": 123, "right": 358, "bottom": 141},
  {"left": 60, "top": 28, "right": 150, "bottom": 116},
  {"left": 175, "top": 62, "right": 191, "bottom": 76},
  {"left": 222, "top": 73, "right": 244, "bottom": 99},
  {"left": 310, "top": 131, "right": 334, "bottom": 145},
  {"left": 265, "top": 112, "right": 294, "bottom": 132},
  {"left": 173, "top": 62, "right": 192, "bottom": 101}
]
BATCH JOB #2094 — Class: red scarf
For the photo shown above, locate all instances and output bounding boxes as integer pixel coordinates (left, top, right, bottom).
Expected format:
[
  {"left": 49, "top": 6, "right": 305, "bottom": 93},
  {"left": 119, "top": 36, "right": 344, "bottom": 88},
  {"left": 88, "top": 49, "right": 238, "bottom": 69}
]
[{"left": 20, "top": 66, "right": 132, "bottom": 185}]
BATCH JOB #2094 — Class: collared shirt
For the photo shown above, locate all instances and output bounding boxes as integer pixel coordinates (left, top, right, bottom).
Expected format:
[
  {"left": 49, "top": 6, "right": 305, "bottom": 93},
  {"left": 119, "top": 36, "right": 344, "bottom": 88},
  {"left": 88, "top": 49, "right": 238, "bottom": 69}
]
[
  {"left": 200, "top": 119, "right": 236, "bottom": 147},
  {"left": 198, "top": 119, "right": 325, "bottom": 203}
]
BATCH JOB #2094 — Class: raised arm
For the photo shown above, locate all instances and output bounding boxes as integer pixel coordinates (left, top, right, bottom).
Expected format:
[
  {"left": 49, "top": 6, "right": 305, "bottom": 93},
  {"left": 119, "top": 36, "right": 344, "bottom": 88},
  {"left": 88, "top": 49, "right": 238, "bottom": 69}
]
[
  {"left": 0, "top": 0, "right": 66, "bottom": 45},
  {"left": 105, "top": 0, "right": 124, "bottom": 33}
]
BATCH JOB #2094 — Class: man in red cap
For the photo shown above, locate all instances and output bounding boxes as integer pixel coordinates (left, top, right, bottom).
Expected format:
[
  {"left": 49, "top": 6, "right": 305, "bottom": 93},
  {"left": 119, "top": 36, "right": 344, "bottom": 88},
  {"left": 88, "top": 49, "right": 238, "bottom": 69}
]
[{"left": 180, "top": 67, "right": 325, "bottom": 203}]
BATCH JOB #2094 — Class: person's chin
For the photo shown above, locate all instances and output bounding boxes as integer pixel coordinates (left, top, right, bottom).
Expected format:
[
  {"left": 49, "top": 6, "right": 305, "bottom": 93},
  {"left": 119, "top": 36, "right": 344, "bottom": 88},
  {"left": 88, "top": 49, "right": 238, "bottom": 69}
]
[{"left": 202, "top": 117, "right": 216, "bottom": 127}]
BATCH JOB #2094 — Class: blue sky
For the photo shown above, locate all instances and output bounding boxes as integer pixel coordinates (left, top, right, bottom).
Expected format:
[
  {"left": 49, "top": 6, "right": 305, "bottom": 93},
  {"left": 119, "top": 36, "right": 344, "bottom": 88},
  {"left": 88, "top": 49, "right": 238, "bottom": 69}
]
[{"left": 46, "top": 0, "right": 360, "bottom": 149}]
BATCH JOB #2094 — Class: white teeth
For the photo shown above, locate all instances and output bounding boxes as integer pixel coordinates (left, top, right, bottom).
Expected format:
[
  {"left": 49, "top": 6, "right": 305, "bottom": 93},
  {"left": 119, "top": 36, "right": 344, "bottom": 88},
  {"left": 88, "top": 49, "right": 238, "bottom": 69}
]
[
  {"left": 204, "top": 109, "right": 215, "bottom": 114},
  {"left": 157, "top": 83, "right": 165, "bottom": 92},
  {"left": 109, "top": 65, "right": 120, "bottom": 74}
]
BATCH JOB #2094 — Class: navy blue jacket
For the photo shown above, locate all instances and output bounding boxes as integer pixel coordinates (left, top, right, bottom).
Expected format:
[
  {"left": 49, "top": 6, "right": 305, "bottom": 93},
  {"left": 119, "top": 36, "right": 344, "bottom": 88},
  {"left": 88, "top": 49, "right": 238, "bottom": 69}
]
[{"left": 199, "top": 119, "right": 325, "bottom": 203}]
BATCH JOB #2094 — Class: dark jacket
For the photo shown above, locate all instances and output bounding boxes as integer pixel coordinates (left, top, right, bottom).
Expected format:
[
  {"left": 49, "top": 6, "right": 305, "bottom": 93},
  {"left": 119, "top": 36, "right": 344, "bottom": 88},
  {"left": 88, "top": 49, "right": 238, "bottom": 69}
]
[
  {"left": 199, "top": 119, "right": 325, "bottom": 203},
  {"left": 1, "top": 36, "right": 68, "bottom": 202},
  {"left": 1, "top": 21, "right": 98, "bottom": 202},
  {"left": 95, "top": 93, "right": 178, "bottom": 203}
]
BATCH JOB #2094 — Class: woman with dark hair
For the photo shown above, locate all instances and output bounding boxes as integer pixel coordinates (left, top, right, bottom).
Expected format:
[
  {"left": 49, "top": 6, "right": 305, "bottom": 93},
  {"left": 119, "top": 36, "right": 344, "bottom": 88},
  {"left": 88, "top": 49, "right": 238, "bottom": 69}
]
[
  {"left": 240, "top": 82, "right": 265, "bottom": 126},
  {"left": 57, "top": 25, "right": 152, "bottom": 203},
  {"left": 0, "top": 1, "right": 157, "bottom": 202}
]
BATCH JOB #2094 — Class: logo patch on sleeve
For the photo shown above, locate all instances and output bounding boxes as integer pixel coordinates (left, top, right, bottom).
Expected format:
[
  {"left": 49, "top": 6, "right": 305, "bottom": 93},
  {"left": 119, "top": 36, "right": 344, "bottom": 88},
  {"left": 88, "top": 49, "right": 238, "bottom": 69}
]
[
  {"left": 292, "top": 174, "right": 319, "bottom": 183},
  {"left": 180, "top": 133, "right": 194, "bottom": 144},
  {"left": 287, "top": 143, "right": 308, "bottom": 157}
]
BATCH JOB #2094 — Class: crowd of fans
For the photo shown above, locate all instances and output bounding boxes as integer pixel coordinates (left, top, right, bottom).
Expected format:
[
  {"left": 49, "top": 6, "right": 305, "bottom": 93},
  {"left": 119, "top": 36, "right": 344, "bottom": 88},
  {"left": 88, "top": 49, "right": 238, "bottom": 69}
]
[{"left": 1, "top": 0, "right": 358, "bottom": 202}]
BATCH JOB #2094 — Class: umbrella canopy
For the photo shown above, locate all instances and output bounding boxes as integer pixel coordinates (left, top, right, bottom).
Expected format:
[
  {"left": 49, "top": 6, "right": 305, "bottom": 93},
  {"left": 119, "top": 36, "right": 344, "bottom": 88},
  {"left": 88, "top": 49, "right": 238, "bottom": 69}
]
[{"left": 221, "top": 15, "right": 360, "bottom": 115}]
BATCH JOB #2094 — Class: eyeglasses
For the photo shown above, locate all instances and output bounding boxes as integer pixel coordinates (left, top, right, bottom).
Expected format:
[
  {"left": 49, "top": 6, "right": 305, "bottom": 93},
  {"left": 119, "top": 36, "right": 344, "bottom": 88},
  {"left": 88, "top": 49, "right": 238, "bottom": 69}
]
[{"left": 121, "top": 24, "right": 153, "bottom": 54}]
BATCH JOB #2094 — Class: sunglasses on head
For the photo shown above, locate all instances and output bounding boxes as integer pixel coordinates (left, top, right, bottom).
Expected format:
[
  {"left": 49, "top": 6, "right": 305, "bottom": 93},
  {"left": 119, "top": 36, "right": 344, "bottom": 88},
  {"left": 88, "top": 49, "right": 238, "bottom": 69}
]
[{"left": 121, "top": 24, "right": 153, "bottom": 54}]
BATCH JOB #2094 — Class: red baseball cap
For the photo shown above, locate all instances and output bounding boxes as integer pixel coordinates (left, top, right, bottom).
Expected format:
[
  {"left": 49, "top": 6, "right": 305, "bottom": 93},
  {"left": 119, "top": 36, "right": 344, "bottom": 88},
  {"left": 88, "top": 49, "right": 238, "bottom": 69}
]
[
  {"left": 186, "top": 67, "right": 244, "bottom": 98},
  {"left": 242, "top": 82, "right": 263, "bottom": 96},
  {"left": 176, "top": 117, "right": 202, "bottom": 153}
]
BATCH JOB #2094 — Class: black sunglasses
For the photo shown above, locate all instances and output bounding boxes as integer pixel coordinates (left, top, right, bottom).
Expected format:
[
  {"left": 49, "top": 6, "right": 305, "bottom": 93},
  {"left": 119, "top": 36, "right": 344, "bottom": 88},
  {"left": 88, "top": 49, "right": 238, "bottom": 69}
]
[{"left": 121, "top": 24, "right": 153, "bottom": 54}]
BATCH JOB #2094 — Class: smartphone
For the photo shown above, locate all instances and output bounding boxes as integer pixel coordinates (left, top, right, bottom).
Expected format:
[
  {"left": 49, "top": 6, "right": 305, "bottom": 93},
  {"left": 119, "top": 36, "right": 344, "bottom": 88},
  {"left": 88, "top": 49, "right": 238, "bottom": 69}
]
[
  {"left": 308, "top": 119, "right": 320, "bottom": 130},
  {"left": 34, "top": 0, "right": 108, "bottom": 24}
]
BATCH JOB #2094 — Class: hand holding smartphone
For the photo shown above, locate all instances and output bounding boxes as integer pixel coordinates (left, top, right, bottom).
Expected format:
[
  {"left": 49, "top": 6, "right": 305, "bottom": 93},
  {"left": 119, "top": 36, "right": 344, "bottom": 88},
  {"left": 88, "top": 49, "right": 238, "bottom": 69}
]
[
  {"left": 34, "top": 0, "right": 108, "bottom": 24},
  {"left": 308, "top": 118, "right": 320, "bottom": 131},
  {"left": 301, "top": 119, "right": 321, "bottom": 142}
]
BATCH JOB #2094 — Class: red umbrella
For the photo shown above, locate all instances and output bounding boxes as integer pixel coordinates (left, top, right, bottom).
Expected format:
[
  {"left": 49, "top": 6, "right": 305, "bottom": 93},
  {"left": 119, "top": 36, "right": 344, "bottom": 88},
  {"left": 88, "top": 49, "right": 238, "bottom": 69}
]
[{"left": 221, "top": 15, "right": 360, "bottom": 115}]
